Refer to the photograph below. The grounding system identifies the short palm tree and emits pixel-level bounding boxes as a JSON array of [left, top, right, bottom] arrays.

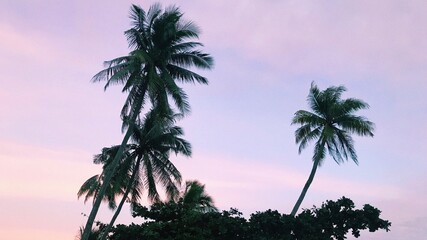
[[290, 82, 374, 216], [102, 110, 191, 238], [81, 4, 213, 239], [80, 110, 191, 239], [177, 180, 218, 213]]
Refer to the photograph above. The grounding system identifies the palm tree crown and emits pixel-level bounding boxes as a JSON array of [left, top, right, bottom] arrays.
[[78, 110, 190, 207], [92, 3, 214, 120], [292, 82, 374, 165], [79, 109, 191, 239], [179, 180, 218, 213], [126, 109, 191, 202]]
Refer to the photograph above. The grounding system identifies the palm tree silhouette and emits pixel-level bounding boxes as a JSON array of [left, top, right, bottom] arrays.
[[81, 4, 213, 239], [80, 110, 191, 239], [290, 82, 374, 216], [177, 180, 218, 213]]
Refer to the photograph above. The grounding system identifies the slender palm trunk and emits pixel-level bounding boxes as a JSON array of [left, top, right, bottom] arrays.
[[290, 159, 320, 217], [82, 85, 146, 240], [100, 160, 141, 240]]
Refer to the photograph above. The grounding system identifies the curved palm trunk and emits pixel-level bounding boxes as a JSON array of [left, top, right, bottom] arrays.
[[99, 160, 141, 240], [82, 86, 146, 240], [290, 159, 320, 217]]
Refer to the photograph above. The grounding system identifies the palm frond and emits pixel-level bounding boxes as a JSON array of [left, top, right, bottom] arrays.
[[170, 41, 203, 52], [170, 51, 214, 70], [312, 139, 326, 165], [335, 130, 358, 164], [296, 126, 322, 153], [339, 98, 370, 114], [129, 4, 146, 32], [142, 155, 160, 203], [325, 135, 345, 164], [174, 21, 201, 42], [292, 110, 324, 126], [167, 64, 209, 84], [163, 74, 191, 114], [77, 175, 101, 203], [335, 115, 374, 137]]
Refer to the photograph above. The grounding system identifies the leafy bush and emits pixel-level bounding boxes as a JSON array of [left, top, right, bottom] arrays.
[[108, 197, 390, 240]]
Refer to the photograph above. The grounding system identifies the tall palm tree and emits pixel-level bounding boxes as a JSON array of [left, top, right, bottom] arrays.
[[81, 4, 213, 239], [290, 82, 374, 216]]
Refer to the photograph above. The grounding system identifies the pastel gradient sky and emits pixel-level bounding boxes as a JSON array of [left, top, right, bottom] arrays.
[[1, 1, 427, 239]]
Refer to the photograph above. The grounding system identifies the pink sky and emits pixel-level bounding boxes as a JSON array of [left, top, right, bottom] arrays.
[[1, 1, 427, 239]]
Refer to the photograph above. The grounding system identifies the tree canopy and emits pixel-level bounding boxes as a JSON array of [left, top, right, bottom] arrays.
[[105, 197, 390, 240]]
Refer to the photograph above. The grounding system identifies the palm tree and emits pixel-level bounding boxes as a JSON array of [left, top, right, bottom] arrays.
[[171, 180, 218, 213], [101, 110, 191, 239], [81, 4, 213, 239], [290, 82, 374, 216], [80, 110, 191, 239]]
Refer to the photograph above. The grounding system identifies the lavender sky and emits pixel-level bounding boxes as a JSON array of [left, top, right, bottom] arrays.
[[1, 0, 427, 239]]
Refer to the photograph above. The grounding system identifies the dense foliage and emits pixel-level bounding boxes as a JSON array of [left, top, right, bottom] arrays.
[[106, 197, 390, 240]]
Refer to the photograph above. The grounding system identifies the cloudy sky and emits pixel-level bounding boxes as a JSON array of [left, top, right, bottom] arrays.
[[1, 0, 427, 239]]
